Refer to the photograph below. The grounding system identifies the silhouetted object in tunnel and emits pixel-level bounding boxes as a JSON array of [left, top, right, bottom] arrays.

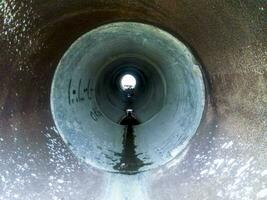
[[0, 1, 266, 199], [50, 22, 205, 173], [113, 109, 151, 174], [113, 76, 152, 174]]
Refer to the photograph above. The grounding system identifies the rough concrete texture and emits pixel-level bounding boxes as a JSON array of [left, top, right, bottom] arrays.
[[0, 0, 266, 200], [50, 22, 205, 173]]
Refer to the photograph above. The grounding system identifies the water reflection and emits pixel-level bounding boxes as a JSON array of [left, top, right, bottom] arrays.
[[113, 109, 151, 174]]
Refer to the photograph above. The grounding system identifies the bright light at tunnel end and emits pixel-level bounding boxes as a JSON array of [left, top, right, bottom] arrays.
[[50, 22, 206, 173], [120, 74, 137, 90]]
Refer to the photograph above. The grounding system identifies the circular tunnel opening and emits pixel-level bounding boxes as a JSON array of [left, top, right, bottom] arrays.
[[120, 74, 136, 90], [50, 22, 206, 174], [95, 54, 165, 124]]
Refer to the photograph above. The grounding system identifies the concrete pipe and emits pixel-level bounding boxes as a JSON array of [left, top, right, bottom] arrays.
[[0, 1, 266, 200]]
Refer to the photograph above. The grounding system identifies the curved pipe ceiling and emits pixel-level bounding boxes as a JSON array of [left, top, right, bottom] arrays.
[[0, 1, 266, 200]]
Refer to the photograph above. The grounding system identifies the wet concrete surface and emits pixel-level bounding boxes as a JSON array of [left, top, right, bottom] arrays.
[[113, 111, 148, 174], [0, 0, 266, 200]]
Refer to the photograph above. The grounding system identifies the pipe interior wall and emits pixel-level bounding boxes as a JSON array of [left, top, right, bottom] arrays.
[[0, 1, 266, 200]]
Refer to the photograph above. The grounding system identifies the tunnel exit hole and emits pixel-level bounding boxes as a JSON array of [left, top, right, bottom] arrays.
[[120, 74, 137, 91], [51, 22, 206, 173]]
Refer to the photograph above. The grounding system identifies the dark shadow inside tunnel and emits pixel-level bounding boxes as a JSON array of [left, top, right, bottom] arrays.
[[0, 0, 266, 199], [50, 22, 206, 173], [113, 109, 152, 175]]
